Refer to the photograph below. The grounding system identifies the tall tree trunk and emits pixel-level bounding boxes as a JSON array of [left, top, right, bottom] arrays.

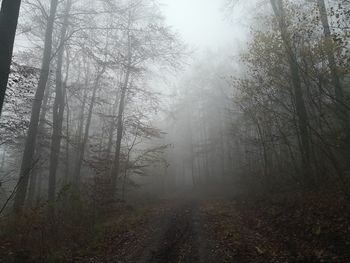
[[64, 91, 70, 183], [27, 81, 51, 207], [121, 129, 138, 201], [198, 109, 208, 182], [219, 114, 226, 182], [48, 0, 72, 216], [190, 133, 196, 187], [110, 29, 132, 198], [202, 114, 210, 180], [185, 98, 196, 186], [73, 69, 105, 187], [270, 0, 313, 186], [110, 68, 131, 197], [0, 149, 5, 171], [73, 84, 88, 185], [13, 0, 59, 215], [317, 0, 349, 138], [244, 107, 269, 183], [106, 90, 120, 160], [0, 0, 22, 116], [317, 0, 344, 104], [33, 84, 52, 207]]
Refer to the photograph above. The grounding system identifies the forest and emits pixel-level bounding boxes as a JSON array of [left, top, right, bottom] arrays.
[[0, 0, 349, 262]]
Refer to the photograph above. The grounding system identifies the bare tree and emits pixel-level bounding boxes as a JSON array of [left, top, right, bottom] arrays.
[[13, 0, 59, 215], [48, 0, 72, 216], [270, 0, 313, 186]]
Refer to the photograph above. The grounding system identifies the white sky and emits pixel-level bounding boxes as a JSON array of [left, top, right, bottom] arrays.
[[159, 0, 246, 51]]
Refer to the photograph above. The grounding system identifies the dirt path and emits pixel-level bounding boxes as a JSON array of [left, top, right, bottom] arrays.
[[71, 191, 350, 263], [139, 194, 350, 263], [147, 203, 199, 263], [142, 198, 239, 263], [138, 199, 287, 263], [144, 200, 222, 263], [2, 190, 349, 262]]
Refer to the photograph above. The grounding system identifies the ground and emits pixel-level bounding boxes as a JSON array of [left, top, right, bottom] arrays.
[[78, 188, 350, 263], [1, 187, 350, 263]]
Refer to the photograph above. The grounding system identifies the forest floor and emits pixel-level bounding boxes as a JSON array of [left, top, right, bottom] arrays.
[[76, 187, 350, 263], [1, 186, 350, 263]]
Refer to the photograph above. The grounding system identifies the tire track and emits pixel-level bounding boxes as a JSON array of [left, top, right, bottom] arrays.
[[148, 203, 199, 263]]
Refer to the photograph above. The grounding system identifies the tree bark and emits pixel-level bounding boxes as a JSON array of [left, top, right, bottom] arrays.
[[32, 85, 52, 206], [73, 69, 105, 187], [48, 0, 72, 216], [106, 90, 120, 160], [72, 84, 88, 185], [110, 67, 130, 197], [64, 91, 70, 183], [27, 80, 52, 207], [317, 0, 344, 104], [317, 0, 349, 137], [110, 28, 132, 198], [13, 0, 59, 215], [0, 0, 22, 116]]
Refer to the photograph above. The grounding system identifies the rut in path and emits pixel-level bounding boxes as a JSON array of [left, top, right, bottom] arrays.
[[148, 204, 199, 263]]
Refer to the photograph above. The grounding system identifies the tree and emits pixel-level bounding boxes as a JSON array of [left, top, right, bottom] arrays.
[[48, 0, 72, 216], [316, 0, 349, 142], [13, 0, 59, 215], [0, 0, 22, 116], [270, 0, 313, 186], [109, 0, 185, 197]]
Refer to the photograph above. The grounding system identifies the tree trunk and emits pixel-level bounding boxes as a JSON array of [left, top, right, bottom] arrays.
[[0, 0, 22, 116], [186, 100, 196, 186], [28, 79, 53, 205], [219, 119, 226, 182], [106, 90, 120, 160], [256, 118, 269, 181], [72, 85, 88, 185], [28, 82, 53, 206], [13, 0, 59, 215], [110, 28, 132, 198], [73, 69, 105, 187], [110, 68, 130, 197], [317, 0, 344, 104], [48, 0, 72, 216], [64, 91, 70, 183], [317, 0, 349, 138]]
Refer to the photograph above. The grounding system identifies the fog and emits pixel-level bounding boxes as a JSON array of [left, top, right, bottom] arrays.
[[160, 0, 243, 50], [0, 0, 350, 262]]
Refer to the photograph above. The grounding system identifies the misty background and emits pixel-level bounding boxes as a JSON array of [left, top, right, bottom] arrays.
[[0, 0, 349, 261]]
